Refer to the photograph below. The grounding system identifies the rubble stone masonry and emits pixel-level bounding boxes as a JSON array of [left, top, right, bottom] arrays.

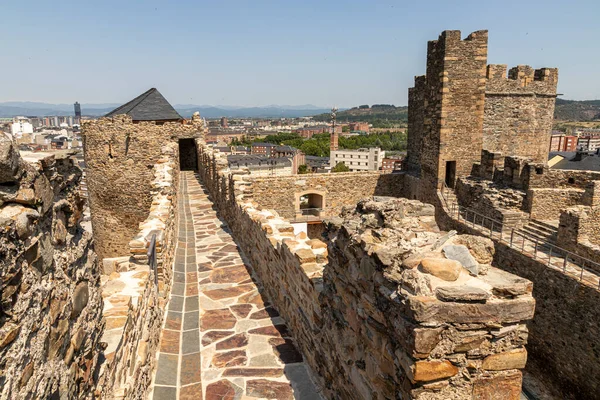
[[197, 140, 535, 400], [97, 143, 180, 399], [437, 192, 600, 400], [235, 170, 405, 219], [0, 137, 103, 398], [419, 30, 488, 192], [82, 115, 202, 261], [483, 65, 558, 163]]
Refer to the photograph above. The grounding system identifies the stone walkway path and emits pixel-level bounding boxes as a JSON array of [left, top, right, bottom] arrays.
[[151, 172, 322, 400]]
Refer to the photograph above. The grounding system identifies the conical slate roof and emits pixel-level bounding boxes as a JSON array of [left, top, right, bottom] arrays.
[[105, 88, 182, 121]]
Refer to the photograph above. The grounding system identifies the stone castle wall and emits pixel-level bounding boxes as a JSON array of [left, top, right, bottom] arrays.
[[525, 188, 585, 220], [483, 65, 558, 164], [197, 140, 535, 400], [0, 138, 103, 398], [97, 143, 180, 399], [557, 186, 600, 266], [82, 115, 202, 261], [233, 168, 404, 219], [436, 192, 600, 400], [406, 76, 426, 172]]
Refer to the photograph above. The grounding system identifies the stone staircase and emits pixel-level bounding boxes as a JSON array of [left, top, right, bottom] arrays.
[[519, 220, 558, 244]]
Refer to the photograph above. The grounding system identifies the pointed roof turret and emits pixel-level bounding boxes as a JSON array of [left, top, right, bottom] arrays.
[[105, 88, 182, 121]]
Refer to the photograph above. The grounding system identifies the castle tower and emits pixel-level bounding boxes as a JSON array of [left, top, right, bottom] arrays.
[[483, 64, 558, 163], [82, 88, 203, 260], [417, 30, 489, 192]]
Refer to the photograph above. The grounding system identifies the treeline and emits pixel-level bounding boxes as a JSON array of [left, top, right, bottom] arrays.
[[231, 131, 407, 157]]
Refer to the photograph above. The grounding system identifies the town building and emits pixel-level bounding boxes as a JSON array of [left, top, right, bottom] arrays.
[[549, 133, 578, 152], [381, 156, 403, 171], [251, 142, 276, 156], [577, 135, 600, 152], [348, 122, 370, 132], [226, 154, 293, 176], [329, 147, 385, 171]]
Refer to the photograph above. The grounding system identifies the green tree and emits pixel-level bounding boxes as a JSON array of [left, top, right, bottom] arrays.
[[297, 164, 309, 174], [332, 162, 350, 173]]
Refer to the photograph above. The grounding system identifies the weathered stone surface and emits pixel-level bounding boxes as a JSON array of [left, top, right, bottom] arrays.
[[412, 360, 458, 382], [205, 379, 243, 400], [408, 295, 535, 323], [216, 333, 248, 350], [71, 282, 89, 318], [472, 371, 523, 400], [246, 379, 293, 400], [453, 235, 495, 264], [0, 136, 22, 183], [419, 258, 462, 281], [212, 350, 247, 368], [201, 309, 238, 330], [482, 348, 527, 371], [443, 244, 479, 276], [435, 286, 491, 302]]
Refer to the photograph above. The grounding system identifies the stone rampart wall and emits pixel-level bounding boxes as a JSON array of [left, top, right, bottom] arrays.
[[197, 139, 535, 400], [483, 65, 557, 163], [436, 193, 600, 400], [82, 114, 202, 260], [525, 188, 585, 220], [229, 162, 404, 219], [524, 164, 600, 190], [0, 139, 103, 399], [97, 143, 180, 399], [557, 205, 600, 266]]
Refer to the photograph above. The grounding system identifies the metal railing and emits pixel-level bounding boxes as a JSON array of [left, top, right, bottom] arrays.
[[440, 181, 600, 290], [147, 234, 158, 290]]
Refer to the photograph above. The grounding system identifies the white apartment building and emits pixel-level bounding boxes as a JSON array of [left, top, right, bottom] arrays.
[[329, 147, 385, 172]]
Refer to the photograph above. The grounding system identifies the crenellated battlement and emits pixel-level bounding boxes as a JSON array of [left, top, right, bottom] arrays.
[[486, 64, 558, 93]]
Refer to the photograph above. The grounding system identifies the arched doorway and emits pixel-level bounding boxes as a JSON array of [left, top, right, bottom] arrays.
[[294, 190, 327, 218]]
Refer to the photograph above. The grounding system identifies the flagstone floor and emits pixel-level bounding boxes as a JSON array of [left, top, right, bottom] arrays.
[[151, 171, 323, 400]]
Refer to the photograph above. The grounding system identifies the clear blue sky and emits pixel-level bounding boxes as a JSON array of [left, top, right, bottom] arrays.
[[2, 0, 598, 107]]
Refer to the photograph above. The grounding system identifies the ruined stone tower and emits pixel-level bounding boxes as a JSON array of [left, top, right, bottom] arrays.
[[82, 88, 203, 260], [413, 30, 489, 192], [406, 30, 558, 194]]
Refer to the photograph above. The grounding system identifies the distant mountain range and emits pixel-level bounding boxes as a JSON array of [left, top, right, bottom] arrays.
[[3, 99, 598, 121], [0, 102, 333, 119]]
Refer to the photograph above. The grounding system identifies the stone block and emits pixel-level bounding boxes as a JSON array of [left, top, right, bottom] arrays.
[[482, 348, 527, 371], [412, 360, 458, 382], [419, 258, 462, 281]]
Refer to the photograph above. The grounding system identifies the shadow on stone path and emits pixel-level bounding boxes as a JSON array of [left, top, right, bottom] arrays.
[[151, 171, 323, 400]]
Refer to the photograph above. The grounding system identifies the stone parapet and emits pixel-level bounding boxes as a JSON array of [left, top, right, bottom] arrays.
[[97, 143, 179, 399], [0, 137, 103, 399]]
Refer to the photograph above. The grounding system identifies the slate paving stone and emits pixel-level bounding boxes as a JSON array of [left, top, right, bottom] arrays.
[[182, 330, 200, 355], [184, 296, 199, 312], [180, 353, 202, 385], [168, 296, 184, 312], [179, 383, 203, 400], [152, 386, 177, 400], [154, 353, 179, 386], [171, 283, 185, 296], [164, 312, 182, 331], [183, 311, 199, 331]]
